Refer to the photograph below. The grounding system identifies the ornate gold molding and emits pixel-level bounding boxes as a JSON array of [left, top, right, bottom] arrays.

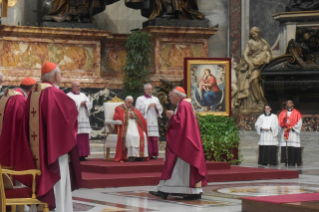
[[0, 0, 18, 7], [108, 96, 124, 103]]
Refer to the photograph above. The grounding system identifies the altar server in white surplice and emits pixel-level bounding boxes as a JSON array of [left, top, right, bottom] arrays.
[[255, 104, 279, 166], [67, 81, 92, 161], [136, 83, 163, 159]]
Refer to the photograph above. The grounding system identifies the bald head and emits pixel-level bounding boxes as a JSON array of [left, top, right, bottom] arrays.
[[125, 96, 134, 109], [71, 81, 81, 94]]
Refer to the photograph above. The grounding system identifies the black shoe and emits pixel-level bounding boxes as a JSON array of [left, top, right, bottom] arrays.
[[183, 194, 201, 200], [80, 157, 88, 161], [128, 157, 135, 162], [149, 191, 168, 200]]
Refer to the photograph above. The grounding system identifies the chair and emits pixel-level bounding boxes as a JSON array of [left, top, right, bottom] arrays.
[[103, 96, 124, 160], [0, 163, 49, 212]]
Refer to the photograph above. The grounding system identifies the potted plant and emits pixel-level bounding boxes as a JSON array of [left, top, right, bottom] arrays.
[[197, 114, 242, 165], [123, 31, 152, 99]]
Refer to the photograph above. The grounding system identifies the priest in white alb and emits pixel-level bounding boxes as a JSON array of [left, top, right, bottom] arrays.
[[67, 81, 93, 161], [278, 99, 303, 166], [255, 104, 279, 166], [136, 83, 163, 159]]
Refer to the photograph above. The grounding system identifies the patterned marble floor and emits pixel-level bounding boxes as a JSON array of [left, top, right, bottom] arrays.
[[55, 164, 319, 212]]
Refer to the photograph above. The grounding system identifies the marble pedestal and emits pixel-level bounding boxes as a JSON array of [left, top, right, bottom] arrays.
[[101, 26, 219, 88], [0, 25, 110, 88]]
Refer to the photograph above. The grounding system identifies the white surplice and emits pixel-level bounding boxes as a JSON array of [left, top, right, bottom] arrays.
[[279, 111, 302, 147], [135, 96, 163, 137], [255, 114, 279, 146], [53, 154, 73, 212], [156, 101, 202, 194], [67, 92, 92, 134]]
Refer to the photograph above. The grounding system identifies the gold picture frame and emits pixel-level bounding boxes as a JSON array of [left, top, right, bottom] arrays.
[[184, 57, 231, 116]]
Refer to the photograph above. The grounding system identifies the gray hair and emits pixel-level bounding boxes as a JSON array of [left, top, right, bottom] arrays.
[[144, 83, 152, 89], [125, 96, 134, 101], [173, 89, 187, 98], [41, 66, 60, 82]]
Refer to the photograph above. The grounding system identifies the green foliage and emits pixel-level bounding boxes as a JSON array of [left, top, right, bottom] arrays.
[[123, 31, 152, 99], [197, 114, 242, 165]]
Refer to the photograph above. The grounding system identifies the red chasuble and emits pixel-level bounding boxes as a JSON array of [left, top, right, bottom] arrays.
[[162, 98, 208, 188], [113, 104, 148, 162], [0, 89, 26, 167], [14, 87, 26, 97], [278, 109, 302, 140], [14, 82, 82, 209]]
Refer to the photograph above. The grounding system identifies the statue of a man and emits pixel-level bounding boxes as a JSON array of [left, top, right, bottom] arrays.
[[43, 0, 119, 23], [125, 0, 204, 20], [286, 0, 319, 12]]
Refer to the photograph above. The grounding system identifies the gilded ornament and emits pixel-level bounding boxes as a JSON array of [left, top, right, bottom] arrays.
[[0, 0, 18, 7]]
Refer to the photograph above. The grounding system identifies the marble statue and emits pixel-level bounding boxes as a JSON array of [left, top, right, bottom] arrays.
[[42, 0, 119, 23], [124, 0, 205, 20], [286, 0, 319, 12], [233, 27, 273, 113]]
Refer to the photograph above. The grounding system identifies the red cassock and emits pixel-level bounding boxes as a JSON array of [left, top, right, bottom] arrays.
[[162, 98, 208, 188], [113, 104, 148, 162], [14, 82, 82, 209], [0, 89, 26, 167], [278, 109, 302, 140]]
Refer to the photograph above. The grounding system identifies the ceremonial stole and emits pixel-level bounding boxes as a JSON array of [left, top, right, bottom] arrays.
[[279, 109, 301, 141], [0, 89, 22, 137], [29, 83, 52, 169], [183, 98, 202, 188], [119, 105, 145, 157]]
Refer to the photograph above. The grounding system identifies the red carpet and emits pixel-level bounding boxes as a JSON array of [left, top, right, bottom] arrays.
[[242, 193, 319, 204], [80, 159, 299, 188]]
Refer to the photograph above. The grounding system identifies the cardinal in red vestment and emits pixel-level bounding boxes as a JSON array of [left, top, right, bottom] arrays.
[[149, 87, 208, 200], [14, 62, 82, 212], [113, 96, 149, 162], [0, 77, 36, 167]]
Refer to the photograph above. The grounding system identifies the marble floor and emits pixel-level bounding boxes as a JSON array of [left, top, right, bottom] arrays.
[[63, 163, 319, 212]]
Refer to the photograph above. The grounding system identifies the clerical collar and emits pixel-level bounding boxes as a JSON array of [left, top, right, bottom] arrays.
[[21, 89, 28, 98], [124, 103, 132, 111], [144, 94, 151, 98], [264, 113, 271, 116], [72, 91, 80, 95], [288, 107, 293, 112], [43, 81, 59, 89]]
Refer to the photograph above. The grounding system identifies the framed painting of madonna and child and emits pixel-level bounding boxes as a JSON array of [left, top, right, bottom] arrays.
[[184, 58, 231, 116]]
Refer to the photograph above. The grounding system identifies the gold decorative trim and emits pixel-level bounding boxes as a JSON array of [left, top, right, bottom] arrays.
[[29, 83, 52, 169], [0, 89, 22, 137], [0, 0, 18, 7], [108, 95, 124, 103]]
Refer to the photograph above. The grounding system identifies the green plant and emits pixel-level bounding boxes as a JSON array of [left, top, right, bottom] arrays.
[[197, 114, 242, 165], [123, 31, 152, 100]]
